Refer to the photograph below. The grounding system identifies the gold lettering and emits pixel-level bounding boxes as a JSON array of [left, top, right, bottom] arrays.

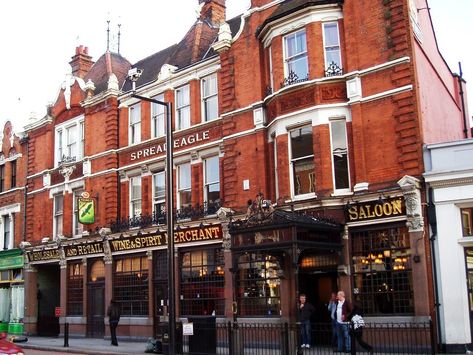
[[205, 228, 212, 239], [374, 204, 383, 217], [191, 229, 198, 241], [348, 206, 358, 221], [391, 199, 402, 215], [358, 206, 367, 219], [383, 202, 393, 215]]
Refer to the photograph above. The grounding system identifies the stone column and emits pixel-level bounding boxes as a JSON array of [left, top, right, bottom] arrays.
[[398, 175, 429, 316], [147, 250, 154, 327], [217, 207, 235, 320], [23, 260, 38, 335]]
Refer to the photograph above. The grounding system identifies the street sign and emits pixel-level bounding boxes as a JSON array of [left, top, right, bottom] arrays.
[[183, 322, 193, 336]]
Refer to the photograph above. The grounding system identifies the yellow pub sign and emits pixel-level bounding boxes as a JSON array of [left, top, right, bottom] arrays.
[[346, 197, 405, 222]]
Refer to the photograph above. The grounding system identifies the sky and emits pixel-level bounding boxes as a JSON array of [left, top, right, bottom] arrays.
[[0, 0, 471, 133]]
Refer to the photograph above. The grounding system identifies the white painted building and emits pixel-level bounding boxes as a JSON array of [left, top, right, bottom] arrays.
[[424, 139, 473, 353]]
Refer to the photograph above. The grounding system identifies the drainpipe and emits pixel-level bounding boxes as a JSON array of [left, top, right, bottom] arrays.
[[457, 62, 469, 139], [427, 187, 442, 350], [21, 135, 30, 242]]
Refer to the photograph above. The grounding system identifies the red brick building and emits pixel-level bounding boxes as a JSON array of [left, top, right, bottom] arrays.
[[0, 121, 28, 335], [21, 0, 470, 344]]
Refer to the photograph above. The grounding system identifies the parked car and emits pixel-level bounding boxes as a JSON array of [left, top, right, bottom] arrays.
[[0, 333, 24, 355]]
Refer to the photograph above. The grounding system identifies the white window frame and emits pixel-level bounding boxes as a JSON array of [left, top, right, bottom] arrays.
[[268, 45, 274, 93], [53, 194, 64, 239], [54, 116, 85, 167], [177, 163, 191, 209], [1, 214, 13, 250], [152, 171, 166, 215], [283, 29, 308, 80], [129, 176, 142, 217], [204, 156, 220, 204], [151, 94, 165, 138], [73, 189, 84, 237], [129, 103, 142, 145], [322, 21, 342, 72], [289, 125, 315, 199], [201, 74, 218, 122], [329, 118, 351, 193], [176, 85, 191, 130]]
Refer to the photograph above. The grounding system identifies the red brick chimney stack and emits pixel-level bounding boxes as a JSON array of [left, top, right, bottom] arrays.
[[199, 0, 226, 26], [69, 45, 94, 79]]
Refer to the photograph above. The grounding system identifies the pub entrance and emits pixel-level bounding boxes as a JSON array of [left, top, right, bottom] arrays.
[[37, 263, 60, 336], [87, 258, 105, 338]]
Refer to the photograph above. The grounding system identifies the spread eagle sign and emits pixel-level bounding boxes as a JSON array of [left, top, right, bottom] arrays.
[[78, 192, 95, 224]]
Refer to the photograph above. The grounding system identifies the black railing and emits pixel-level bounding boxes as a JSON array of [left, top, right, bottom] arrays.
[[172, 321, 435, 355], [281, 71, 309, 88], [325, 61, 343, 77], [109, 201, 221, 233]]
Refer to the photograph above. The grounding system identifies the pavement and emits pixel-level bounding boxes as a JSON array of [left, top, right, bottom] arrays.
[[18, 336, 151, 355]]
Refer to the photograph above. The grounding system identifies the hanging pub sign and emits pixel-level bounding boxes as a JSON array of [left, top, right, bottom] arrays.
[[346, 197, 405, 222], [78, 192, 95, 224]]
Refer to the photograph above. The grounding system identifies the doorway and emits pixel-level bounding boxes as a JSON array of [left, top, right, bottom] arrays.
[[299, 271, 338, 323], [37, 264, 60, 336], [87, 259, 105, 338], [153, 250, 168, 337]]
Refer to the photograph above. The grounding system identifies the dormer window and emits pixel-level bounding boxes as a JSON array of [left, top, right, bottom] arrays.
[[283, 29, 308, 86], [55, 116, 84, 166]]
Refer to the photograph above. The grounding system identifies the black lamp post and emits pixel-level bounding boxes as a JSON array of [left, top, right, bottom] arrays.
[[128, 68, 176, 354]]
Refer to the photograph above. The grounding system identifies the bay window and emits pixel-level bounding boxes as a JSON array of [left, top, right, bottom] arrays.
[[178, 163, 191, 209], [283, 29, 308, 82], [130, 176, 142, 217], [204, 156, 220, 213], [152, 94, 165, 138], [330, 119, 350, 191], [290, 126, 315, 196], [153, 171, 165, 220], [323, 22, 342, 75]]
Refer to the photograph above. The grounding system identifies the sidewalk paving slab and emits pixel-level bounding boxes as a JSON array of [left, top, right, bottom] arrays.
[[19, 336, 149, 355]]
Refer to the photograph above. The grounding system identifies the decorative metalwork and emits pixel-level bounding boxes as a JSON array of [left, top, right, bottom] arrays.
[[264, 85, 273, 96], [109, 200, 221, 233], [59, 155, 77, 165], [280, 71, 309, 88], [325, 61, 343, 77]]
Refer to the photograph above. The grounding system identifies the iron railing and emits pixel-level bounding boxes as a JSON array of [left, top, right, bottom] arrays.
[[109, 201, 221, 233], [163, 321, 435, 355]]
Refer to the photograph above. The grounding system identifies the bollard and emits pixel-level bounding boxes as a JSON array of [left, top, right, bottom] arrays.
[[64, 322, 69, 347]]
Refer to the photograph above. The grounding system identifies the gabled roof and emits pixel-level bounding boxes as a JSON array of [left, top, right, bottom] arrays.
[[85, 51, 131, 94], [256, 0, 344, 37]]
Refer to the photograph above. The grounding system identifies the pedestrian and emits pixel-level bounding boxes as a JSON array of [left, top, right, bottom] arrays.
[[107, 299, 121, 346], [298, 293, 315, 349], [327, 292, 338, 349], [349, 301, 373, 354], [335, 290, 351, 352]]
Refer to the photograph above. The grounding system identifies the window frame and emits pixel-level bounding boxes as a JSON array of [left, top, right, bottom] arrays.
[[289, 125, 315, 198], [53, 194, 64, 239], [204, 156, 220, 204], [462, 208, 473, 237], [10, 160, 16, 188], [329, 118, 350, 192], [322, 21, 342, 72], [0, 165, 4, 192], [67, 262, 83, 316], [54, 116, 85, 167], [73, 189, 84, 237], [201, 74, 218, 122], [129, 176, 142, 217], [175, 85, 191, 130], [283, 29, 309, 80], [129, 103, 142, 145], [2, 215, 12, 250], [177, 163, 192, 209], [151, 94, 166, 138], [152, 171, 166, 220]]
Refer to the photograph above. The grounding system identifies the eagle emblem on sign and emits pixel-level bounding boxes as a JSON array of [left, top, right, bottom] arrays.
[[78, 192, 95, 224]]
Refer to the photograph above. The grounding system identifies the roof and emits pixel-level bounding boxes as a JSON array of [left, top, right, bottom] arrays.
[[256, 0, 344, 37], [122, 13, 244, 92], [85, 51, 132, 94]]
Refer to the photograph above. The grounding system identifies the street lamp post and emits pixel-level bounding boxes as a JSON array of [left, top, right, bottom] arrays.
[[128, 68, 176, 355]]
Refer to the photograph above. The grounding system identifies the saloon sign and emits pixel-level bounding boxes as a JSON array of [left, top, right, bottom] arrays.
[[346, 197, 405, 222]]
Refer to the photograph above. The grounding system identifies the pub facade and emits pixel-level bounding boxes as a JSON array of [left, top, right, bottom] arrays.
[[20, 0, 470, 345]]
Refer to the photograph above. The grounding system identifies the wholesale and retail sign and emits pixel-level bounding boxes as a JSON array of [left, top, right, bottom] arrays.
[[78, 192, 95, 225]]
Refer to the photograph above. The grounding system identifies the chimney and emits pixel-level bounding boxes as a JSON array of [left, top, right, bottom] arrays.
[[69, 45, 94, 79], [199, 0, 226, 26]]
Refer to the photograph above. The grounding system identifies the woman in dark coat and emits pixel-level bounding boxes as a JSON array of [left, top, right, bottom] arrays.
[[349, 302, 373, 354]]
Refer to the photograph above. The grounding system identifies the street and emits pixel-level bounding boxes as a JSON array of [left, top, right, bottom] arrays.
[[24, 351, 82, 355]]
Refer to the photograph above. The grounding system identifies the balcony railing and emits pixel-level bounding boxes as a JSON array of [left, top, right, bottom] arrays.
[[109, 200, 221, 233], [325, 61, 343, 77], [280, 71, 309, 88]]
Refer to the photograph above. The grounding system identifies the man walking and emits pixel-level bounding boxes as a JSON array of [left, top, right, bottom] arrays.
[[298, 293, 315, 349], [327, 292, 338, 349], [107, 299, 121, 346]]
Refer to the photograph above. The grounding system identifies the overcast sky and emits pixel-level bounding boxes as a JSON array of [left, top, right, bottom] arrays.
[[0, 0, 471, 133]]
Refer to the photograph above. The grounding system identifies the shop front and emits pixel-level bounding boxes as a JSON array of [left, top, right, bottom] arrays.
[[0, 249, 24, 335]]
